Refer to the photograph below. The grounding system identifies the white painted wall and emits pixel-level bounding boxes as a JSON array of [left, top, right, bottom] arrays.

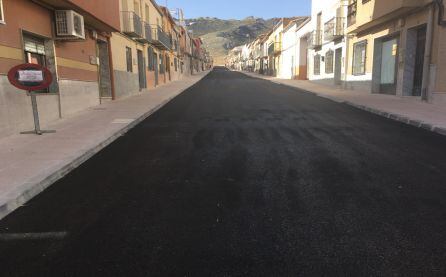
[[308, 0, 348, 83], [280, 23, 298, 79]]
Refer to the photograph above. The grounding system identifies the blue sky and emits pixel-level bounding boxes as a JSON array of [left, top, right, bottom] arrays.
[[161, 0, 311, 20]]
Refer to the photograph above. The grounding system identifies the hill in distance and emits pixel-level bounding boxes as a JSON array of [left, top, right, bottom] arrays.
[[185, 17, 279, 65]]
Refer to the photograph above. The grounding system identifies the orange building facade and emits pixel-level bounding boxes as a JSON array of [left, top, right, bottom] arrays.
[[0, 0, 119, 139], [0, 0, 211, 139]]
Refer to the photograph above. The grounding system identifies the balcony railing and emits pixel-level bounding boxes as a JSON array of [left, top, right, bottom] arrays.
[[135, 22, 153, 43], [308, 30, 323, 49], [324, 17, 345, 41], [151, 26, 172, 50], [121, 11, 143, 38]]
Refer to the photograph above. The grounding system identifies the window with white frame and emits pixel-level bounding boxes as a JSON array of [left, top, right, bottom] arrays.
[[0, 0, 5, 23]]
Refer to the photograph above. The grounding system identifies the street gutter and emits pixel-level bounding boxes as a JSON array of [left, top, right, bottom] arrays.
[[238, 71, 446, 137], [0, 71, 211, 220]]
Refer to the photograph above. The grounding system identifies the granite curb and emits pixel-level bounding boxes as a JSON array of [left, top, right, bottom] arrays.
[[0, 71, 210, 220]]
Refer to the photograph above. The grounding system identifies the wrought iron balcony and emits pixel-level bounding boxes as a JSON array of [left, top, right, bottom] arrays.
[[324, 17, 345, 41], [151, 26, 172, 50], [121, 11, 143, 38], [135, 22, 153, 43], [308, 30, 323, 49]]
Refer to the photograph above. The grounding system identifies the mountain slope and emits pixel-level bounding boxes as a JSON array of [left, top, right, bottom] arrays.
[[186, 17, 278, 65]]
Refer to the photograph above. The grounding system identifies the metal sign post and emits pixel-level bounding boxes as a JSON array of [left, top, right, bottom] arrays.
[[7, 63, 56, 135], [19, 92, 55, 135]]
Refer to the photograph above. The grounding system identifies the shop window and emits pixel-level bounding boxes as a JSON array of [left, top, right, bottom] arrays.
[[314, 54, 321, 75], [0, 0, 4, 24], [126, 47, 133, 72], [325, 50, 334, 74], [353, 40, 367, 75]]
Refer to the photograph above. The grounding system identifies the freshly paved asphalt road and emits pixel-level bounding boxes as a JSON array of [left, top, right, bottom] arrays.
[[2, 68, 446, 276]]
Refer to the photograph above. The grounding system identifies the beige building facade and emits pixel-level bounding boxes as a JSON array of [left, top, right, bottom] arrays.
[[111, 0, 170, 99], [346, 0, 446, 103]]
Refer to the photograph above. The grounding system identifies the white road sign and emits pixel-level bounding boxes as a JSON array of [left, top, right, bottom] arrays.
[[18, 70, 44, 82]]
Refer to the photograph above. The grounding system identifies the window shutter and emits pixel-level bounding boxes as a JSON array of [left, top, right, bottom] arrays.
[[24, 38, 46, 55]]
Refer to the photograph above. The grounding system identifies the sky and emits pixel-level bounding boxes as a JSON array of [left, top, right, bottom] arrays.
[[162, 0, 311, 20]]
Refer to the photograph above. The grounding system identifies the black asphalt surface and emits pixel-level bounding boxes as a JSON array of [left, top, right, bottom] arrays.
[[1, 68, 446, 276]]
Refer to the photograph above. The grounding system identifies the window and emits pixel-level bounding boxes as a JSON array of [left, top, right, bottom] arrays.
[[126, 47, 132, 72], [174, 58, 178, 72], [325, 50, 334, 74], [134, 1, 140, 17], [24, 36, 46, 66], [145, 4, 150, 22], [314, 54, 321, 75], [352, 40, 367, 75], [23, 34, 53, 93], [348, 0, 357, 26], [0, 0, 4, 24]]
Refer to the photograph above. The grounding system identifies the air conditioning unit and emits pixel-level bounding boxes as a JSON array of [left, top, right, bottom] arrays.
[[55, 10, 85, 40]]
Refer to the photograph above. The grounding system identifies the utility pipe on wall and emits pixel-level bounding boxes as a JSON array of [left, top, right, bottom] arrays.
[[107, 35, 117, 101], [434, 0, 446, 26]]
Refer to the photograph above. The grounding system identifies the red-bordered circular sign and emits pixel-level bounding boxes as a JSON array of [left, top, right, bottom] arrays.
[[7, 63, 53, 91]]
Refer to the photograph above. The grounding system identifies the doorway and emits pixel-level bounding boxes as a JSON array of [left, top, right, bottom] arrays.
[[154, 52, 159, 86], [298, 37, 308, 80], [412, 26, 427, 96], [166, 55, 171, 81], [97, 40, 112, 98], [379, 36, 399, 94], [137, 50, 146, 91], [334, 48, 342, 85]]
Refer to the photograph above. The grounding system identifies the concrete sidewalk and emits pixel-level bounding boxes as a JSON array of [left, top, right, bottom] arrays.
[[0, 71, 210, 220], [242, 71, 446, 136]]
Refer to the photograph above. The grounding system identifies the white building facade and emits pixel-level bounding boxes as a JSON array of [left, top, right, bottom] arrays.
[[280, 18, 310, 79], [307, 0, 349, 86]]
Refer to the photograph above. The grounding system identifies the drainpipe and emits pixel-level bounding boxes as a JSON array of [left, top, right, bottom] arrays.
[[421, 3, 435, 101], [343, 34, 350, 89], [434, 0, 446, 26], [342, 0, 351, 90], [107, 35, 117, 101]]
